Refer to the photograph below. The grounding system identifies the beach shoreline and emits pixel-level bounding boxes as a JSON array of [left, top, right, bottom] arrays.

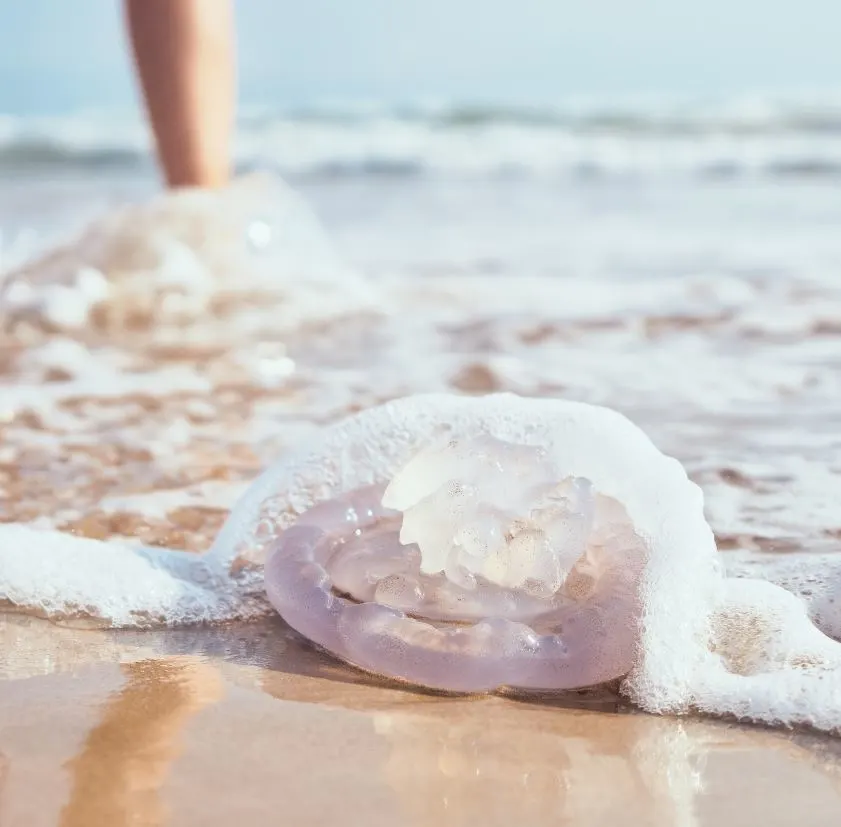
[[2, 167, 841, 822]]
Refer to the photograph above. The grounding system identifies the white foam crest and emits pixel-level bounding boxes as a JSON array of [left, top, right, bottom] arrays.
[[687, 579, 841, 733], [9, 104, 841, 179], [239, 121, 841, 178], [0, 173, 381, 337], [725, 551, 841, 640], [0, 523, 258, 627]]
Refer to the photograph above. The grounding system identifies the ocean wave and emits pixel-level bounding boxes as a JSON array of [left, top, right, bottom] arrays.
[[0, 139, 146, 170], [5, 99, 841, 179]]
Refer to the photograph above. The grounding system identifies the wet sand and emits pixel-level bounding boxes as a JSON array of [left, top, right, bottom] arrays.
[[1, 613, 840, 827]]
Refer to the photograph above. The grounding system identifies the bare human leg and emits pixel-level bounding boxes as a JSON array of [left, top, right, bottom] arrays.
[[124, 0, 236, 189]]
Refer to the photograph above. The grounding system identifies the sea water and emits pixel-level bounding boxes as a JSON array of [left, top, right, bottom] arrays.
[[1, 99, 840, 731]]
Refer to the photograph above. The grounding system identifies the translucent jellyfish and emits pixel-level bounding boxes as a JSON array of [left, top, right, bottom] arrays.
[[261, 393, 706, 693]]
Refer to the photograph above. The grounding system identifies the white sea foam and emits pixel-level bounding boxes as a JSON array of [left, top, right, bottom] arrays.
[[0, 173, 381, 337], [0, 523, 243, 626], [1, 172, 840, 734]]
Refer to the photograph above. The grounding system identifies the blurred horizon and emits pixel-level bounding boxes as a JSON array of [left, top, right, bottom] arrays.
[[2, 0, 841, 115]]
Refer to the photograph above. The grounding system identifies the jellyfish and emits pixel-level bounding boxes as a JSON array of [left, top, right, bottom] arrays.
[[258, 392, 718, 693]]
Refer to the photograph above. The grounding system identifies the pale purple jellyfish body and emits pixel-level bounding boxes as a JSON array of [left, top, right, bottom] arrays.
[[265, 432, 648, 692]]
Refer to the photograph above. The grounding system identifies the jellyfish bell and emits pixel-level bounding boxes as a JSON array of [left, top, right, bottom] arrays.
[[260, 392, 719, 694]]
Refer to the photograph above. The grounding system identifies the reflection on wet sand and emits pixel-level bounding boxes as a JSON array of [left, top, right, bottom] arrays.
[[1, 614, 841, 826], [59, 658, 223, 827], [250, 637, 702, 825], [249, 629, 839, 827], [367, 708, 702, 827], [0, 751, 7, 814]]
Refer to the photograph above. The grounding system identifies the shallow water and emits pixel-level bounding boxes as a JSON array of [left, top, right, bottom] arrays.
[[1, 167, 840, 731], [2, 171, 839, 553]]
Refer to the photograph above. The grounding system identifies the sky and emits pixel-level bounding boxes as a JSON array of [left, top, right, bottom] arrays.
[[1, 0, 841, 114]]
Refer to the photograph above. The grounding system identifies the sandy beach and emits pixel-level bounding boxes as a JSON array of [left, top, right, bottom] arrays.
[[1, 613, 841, 827], [5, 1, 841, 821], [2, 125, 841, 822]]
